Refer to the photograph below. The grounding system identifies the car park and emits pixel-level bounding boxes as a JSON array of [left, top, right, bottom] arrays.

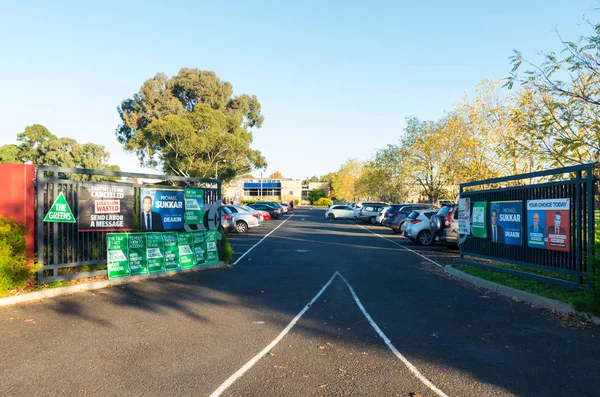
[[325, 205, 354, 219], [430, 203, 459, 247], [222, 205, 262, 233], [358, 204, 390, 224], [262, 201, 286, 215], [404, 210, 438, 245]]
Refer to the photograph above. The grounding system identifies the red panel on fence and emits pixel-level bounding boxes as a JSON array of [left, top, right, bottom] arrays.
[[0, 164, 35, 257]]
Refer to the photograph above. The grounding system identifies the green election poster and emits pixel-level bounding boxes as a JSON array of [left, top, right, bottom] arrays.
[[193, 232, 207, 266], [178, 233, 196, 269], [146, 233, 165, 273], [205, 230, 219, 264], [163, 232, 181, 271], [472, 201, 487, 238], [184, 188, 204, 225], [107, 234, 130, 279], [128, 233, 148, 275]]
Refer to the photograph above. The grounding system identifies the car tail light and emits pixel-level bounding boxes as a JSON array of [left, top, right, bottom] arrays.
[[388, 213, 397, 218], [378, 212, 383, 216], [445, 209, 453, 228], [359, 211, 363, 216], [409, 219, 422, 224], [252, 213, 260, 218], [223, 214, 231, 221]]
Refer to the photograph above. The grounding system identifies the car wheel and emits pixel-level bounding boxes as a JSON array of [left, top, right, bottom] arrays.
[[369, 217, 376, 224], [327, 213, 335, 219], [235, 221, 248, 233], [417, 230, 433, 246]]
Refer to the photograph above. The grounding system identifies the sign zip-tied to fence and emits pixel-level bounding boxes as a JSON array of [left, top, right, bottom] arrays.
[[458, 198, 470, 245]]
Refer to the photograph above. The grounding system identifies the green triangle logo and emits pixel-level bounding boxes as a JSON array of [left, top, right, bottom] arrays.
[[43, 192, 76, 223]]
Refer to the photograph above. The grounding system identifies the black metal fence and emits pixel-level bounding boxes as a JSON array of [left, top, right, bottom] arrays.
[[36, 166, 221, 283], [459, 164, 595, 289]]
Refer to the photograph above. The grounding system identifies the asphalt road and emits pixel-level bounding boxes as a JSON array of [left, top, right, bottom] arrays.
[[1, 207, 598, 396]]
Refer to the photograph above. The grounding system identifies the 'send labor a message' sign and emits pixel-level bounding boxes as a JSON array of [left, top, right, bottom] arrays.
[[107, 231, 219, 279], [78, 183, 134, 232], [44, 192, 76, 223]]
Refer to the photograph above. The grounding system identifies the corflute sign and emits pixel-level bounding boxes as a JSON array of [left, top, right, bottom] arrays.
[[78, 183, 134, 232]]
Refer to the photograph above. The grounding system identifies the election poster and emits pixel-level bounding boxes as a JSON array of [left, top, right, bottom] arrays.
[[178, 233, 196, 269], [206, 230, 219, 264], [490, 201, 522, 246], [458, 198, 471, 235], [192, 231, 207, 266], [140, 187, 185, 231], [107, 234, 130, 279], [146, 233, 166, 273], [471, 201, 487, 238], [527, 199, 570, 252], [184, 188, 204, 225], [128, 234, 148, 276], [107, 231, 220, 279], [78, 183, 134, 232]]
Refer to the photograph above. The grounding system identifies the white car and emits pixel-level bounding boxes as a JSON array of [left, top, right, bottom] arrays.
[[404, 210, 438, 245], [280, 202, 289, 213], [375, 206, 391, 224], [325, 205, 355, 219]]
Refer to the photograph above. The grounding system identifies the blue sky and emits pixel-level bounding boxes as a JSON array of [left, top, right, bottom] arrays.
[[0, 1, 596, 180]]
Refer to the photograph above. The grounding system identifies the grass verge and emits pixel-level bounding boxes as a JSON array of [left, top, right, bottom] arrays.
[[454, 263, 599, 317]]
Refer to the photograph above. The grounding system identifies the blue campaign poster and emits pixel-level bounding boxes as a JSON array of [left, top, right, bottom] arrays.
[[140, 187, 185, 231], [526, 207, 546, 249], [490, 201, 522, 246]]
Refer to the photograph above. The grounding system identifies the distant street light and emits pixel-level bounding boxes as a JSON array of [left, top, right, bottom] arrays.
[[215, 160, 226, 180]]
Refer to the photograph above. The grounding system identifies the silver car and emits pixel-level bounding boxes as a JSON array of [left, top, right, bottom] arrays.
[[430, 204, 459, 247], [222, 205, 262, 233], [358, 204, 389, 224]]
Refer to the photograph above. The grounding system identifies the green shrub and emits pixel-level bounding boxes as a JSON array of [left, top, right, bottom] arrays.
[[294, 199, 300, 205], [220, 232, 234, 264], [241, 199, 260, 204], [314, 197, 332, 206], [308, 189, 327, 204], [0, 216, 34, 296]]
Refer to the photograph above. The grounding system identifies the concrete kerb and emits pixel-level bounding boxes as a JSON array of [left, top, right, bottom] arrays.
[[445, 265, 600, 325], [0, 262, 227, 308]]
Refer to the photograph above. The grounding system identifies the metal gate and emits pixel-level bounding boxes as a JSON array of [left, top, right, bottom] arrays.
[[459, 163, 595, 289], [36, 166, 221, 283]]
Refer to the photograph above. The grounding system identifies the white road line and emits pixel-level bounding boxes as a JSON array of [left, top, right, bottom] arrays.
[[232, 214, 295, 265], [352, 222, 445, 269], [209, 271, 340, 397], [337, 273, 449, 397]]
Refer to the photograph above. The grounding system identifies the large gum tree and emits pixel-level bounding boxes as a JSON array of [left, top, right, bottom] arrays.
[[116, 68, 266, 180]]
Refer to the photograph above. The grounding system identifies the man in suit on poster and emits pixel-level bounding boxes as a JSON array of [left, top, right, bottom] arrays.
[[548, 211, 567, 236], [490, 208, 505, 243], [142, 195, 164, 231]]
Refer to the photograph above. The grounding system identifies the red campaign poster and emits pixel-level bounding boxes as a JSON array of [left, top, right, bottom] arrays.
[[545, 209, 569, 252]]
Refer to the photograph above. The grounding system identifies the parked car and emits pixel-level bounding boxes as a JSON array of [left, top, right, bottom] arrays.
[[404, 210, 439, 245], [375, 205, 392, 224], [358, 204, 390, 224], [262, 201, 286, 215], [219, 206, 235, 233], [384, 203, 439, 232], [353, 201, 389, 219], [325, 205, 355, 219], [247, 202, 281, 219], [222, 205, 262, 233], [430, 203, 459, 247], [280, 202, 289, 213], [256, 209, 271, 220]]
